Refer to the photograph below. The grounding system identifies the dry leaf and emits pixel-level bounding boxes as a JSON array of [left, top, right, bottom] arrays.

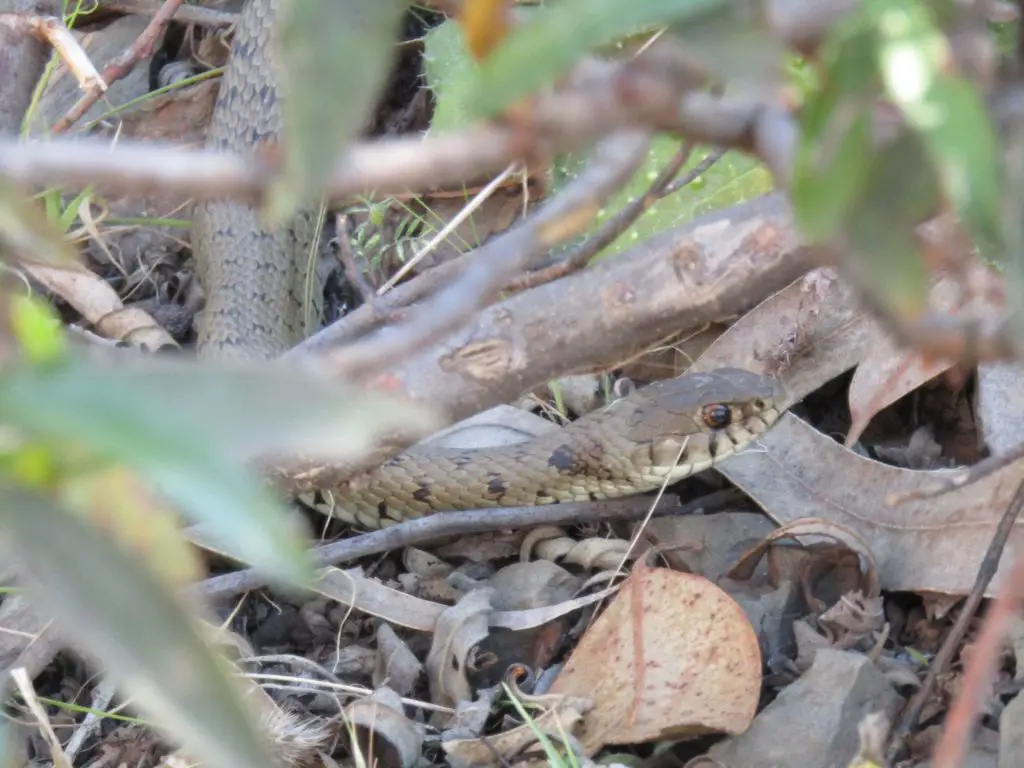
[[718, 413, 1024, 596], [976, 361, 1024, 455], [844, 275, 974, 446], [426, 588, 494, 709], [549, 563, 761, 755], [344, 687, 423, 768], [419, 403, 557, 450], [690, 268, 885, 405], [846, 350, 954, 447], [373, 623, 423, 696], [725, 518, 880, 599]]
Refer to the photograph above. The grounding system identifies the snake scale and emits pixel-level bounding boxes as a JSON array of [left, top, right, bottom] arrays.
[[191, 0, 784, 530]]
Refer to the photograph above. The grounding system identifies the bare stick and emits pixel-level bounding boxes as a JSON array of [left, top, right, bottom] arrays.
[[98, 0, 237, 28]]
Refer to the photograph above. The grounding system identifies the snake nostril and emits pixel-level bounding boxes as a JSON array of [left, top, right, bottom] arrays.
[[753, 398, 766, 410]]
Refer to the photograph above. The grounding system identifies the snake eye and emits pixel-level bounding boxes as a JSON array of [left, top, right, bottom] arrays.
[[701, 403, 731, 430]]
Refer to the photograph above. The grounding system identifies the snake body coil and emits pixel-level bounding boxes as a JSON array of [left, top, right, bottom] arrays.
[[192, 0, 317, 361], [304, 369, 782, 530]]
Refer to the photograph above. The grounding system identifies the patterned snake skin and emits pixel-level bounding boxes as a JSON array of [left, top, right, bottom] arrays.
[[301, 369, 783, 529]]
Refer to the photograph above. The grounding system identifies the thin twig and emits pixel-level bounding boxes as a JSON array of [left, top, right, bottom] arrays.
[[192, 491, 740, 602], [51, 0, 186, 134], [657, 148, 726, 198], [889, 478, 1024, 766], [333, 215, 376, 305]]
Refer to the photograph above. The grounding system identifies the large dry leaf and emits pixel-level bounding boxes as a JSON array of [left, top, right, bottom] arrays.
[[717, 413, 1024, 596], [976, 361, 1024, 455], [548, 563, 761, 755], [690, 268, 886, 404]]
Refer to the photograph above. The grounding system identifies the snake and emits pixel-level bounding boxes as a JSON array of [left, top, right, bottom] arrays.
[[190, 1, 784, 530], [299, 368, 783, 529], [192, 0, 318, 362]]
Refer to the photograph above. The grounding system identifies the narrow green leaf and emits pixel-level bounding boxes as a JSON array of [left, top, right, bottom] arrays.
[[0, 485, 280, 768], [872, 0, 1003, 254], [846, 133, 938, 316], [466, 0, 727, 120], [0, 355, 439, 586], [271, 0, 408, 222], [791, 14, 879, 241], [423, 18, 477, 134]]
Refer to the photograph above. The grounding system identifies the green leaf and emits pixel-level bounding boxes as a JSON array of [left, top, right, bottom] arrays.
[[0, 484, 280, 768], [845, 132, 939, 316], [791, 15, 879, 241], [423, 18, 477, 134], [0, 355, 439, 586], [871, 0, 1003, 253], [0, 177, 78, 267], [10, 295, 66, 365], [666, 0, 787, 90], [466, 0, 727, 120], [271, 0, 408, 222]]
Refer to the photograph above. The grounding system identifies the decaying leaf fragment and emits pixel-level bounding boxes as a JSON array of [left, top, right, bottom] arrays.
[[548, 562, 762, 755], [344, 687, 423, 768]]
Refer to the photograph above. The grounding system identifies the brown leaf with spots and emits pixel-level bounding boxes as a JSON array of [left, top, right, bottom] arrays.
[[548, 563, 761, 755]]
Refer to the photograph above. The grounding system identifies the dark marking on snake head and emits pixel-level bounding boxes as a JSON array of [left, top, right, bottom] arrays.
[[548, 444, 578, 474], [412, 485, 431, 503], [485, 474, 508, 501], [589, 492, 600, 501], [377, 501, 388, 518]]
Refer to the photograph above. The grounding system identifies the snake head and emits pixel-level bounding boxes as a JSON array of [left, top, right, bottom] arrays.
[[627, 368, 783, 477]]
